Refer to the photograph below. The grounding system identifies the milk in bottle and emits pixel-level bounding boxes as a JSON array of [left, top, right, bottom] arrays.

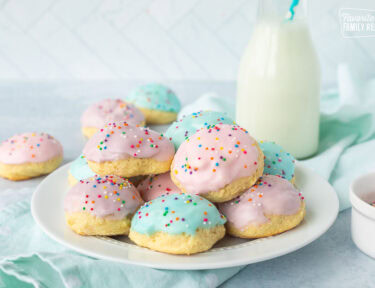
[[236, 0, 320, 159]]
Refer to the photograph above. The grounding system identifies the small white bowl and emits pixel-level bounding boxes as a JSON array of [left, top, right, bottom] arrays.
[[350, 172, 375, 258]]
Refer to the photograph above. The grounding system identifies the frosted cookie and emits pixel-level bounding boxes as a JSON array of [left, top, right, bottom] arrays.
[[165, 111, 235, 149], [67, 155, 144, 187], [171, 124, 264, 203], [0, 133, 63, 181], [68, 155, 96, 186], [129, 193, 226, 255], [64, 175, 144, 236], [218, 175, 305, 238], [83, 122, 175, 177], [137, 172, 181, 202], [260, 141, 295, 183], [81, 99, 145, 138], [126, 83, 181, 124]]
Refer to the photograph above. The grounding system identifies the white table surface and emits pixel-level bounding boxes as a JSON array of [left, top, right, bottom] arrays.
[[0, 81, 374, 288]]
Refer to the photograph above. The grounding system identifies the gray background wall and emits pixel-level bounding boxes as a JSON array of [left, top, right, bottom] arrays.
[[0, 0, 373, 87]]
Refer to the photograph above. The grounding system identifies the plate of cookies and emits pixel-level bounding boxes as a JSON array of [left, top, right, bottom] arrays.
[[31, 85, 339, 270]]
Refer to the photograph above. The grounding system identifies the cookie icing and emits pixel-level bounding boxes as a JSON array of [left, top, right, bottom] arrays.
[[165, 111, 235, 149], [83, 122, 175, 163], [64, 175, 144, 220], [69, 155, 96, 181], [137, 172, 181, 202], [81, 99, 144, 128], [126, 83, 181, 112], [131, 193, 226, 235], [260, 141, 295, 181], [0, 132, 63, 164], [172, 124, 261, 195], [218, 175, 303, 228]]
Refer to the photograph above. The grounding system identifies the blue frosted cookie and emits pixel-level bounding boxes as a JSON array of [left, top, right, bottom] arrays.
[[165, 111, 235, 149], [259, 141, 295, 182], [129, 193, 226, 254], [68, 155, 96, 185], [126, 83, 181, 124]]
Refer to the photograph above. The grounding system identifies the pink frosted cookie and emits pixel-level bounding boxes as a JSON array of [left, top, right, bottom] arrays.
[[81, 99, 145, 138], [137, 172, 181, 202], [218, 175, 305, 238], [0, 132, 63, 181], [171, 124, 264, 203], [64, 175, 144, 235], [83, 122, 175, 177]]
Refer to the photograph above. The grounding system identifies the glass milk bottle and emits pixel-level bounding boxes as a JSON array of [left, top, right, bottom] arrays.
[[236, 0, 320, 159]]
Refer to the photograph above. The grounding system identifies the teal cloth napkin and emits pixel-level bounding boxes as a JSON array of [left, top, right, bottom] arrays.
[[301, 65, 375, 210], [0, 193, 242, 288]]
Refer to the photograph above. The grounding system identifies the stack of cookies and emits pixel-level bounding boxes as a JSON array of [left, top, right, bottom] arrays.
[[62, 83, 305, 255]]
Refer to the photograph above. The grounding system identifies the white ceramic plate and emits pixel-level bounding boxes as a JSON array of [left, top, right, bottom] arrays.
[[31, 162, 339, 270]]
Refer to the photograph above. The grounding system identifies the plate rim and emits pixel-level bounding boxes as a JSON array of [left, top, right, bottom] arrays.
[[31, 161, 339, 270]]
